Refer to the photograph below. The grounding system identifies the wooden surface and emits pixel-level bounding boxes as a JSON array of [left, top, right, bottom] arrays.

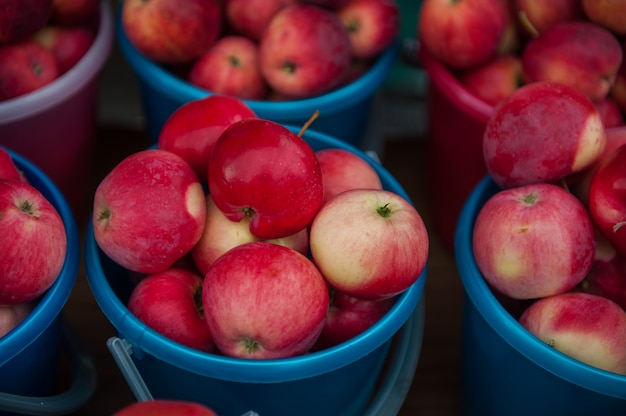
[[56, 126, 465, 415]]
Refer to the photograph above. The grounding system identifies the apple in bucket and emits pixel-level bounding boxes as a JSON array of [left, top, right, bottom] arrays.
[[92, 149, 206, 274], [0, 179, 67, 305], [0, 0, 53, 44], [113, 399, 217, 416], [202, 241, 330, 359], [472, 182, 596, 300], [310, 188, 429, 300], [208, 117, 324, 240], [0, 40, 59, 101]]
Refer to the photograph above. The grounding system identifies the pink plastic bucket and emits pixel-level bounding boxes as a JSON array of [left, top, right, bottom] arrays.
[[0, 1, 113, 219]]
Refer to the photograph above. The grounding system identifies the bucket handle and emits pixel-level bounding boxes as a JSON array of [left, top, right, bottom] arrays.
[[107, 336, 260, 416], [0, 318, 98, 415]]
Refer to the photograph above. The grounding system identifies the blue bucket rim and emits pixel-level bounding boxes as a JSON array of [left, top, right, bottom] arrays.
[[84, 126, 427, 384], [455, 175, 626, 399], [0, 148, 80, 367], [115, 4, 399, 120]]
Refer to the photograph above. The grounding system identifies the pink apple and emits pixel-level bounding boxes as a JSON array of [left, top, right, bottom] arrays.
[[0, 40, 59, 102], [127, 267, 215, 352], [0, 179, 67, 305], [309, 188, 428, 300], [113, 399, 217, 416], [472, 183, 595, 300], [92, 149, 207, 274], [157, 95, 258, 182], [513, 0, 584, 35], [258, 4, 352, 98], [521, 21, 623, 102], [418, 0, 509, 69], [459, 54, 523, 107], [121, 0, 221, 64], [0, 301, 35, 338], [202, 241, 330, 359], [335, 0, 400, 60], [581, 0, 626, 36], [519, 292, 626, 375], [208, 118, 324, 240], [0, 147, 23, 182], [0, 0, 53, 44], [315, 147, 382, 203], [483, 81, 606, 189], [224, 0, 295, 41], [191, 193, 309, 276], [33, 25, 95, 74], [188, 36, 268, 100], [588, 143, 626, 258], [50, 0, 99, 26], [313, 289, 396, 350]]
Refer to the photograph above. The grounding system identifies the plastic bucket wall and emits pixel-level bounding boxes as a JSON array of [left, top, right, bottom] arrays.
[[85, 127, 427, 416], [115, 7, 398, 148], [454, 176, 626, 416], [0, 1, 113, 219], [0, 150, 80, 412]]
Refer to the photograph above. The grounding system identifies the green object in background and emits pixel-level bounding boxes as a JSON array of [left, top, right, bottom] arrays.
[[384, 0, 426, 96]]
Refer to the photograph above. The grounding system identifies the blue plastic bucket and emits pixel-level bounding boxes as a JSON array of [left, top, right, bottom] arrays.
[[0, 149, 84, 414], [115, 7, 398, 148], [455, 176, 626, 416], [85, 127, 427, 416]]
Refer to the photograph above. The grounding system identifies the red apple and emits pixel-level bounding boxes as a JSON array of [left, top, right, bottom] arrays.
[[581, 0, 626, 36], [418, 0, 509, 69], [0, 40, 59, 101], [33, 25, 95, 74], [595, 97, 624, 129], [610, 39, 626, 113], [202, 241, 330, 359], [0, 301, 35, 338], [0, 147, 23, 182], [188, 36, 268, 100], [519, 292, 626, 375], [113, 399, 217, 416], [472, 183, 595, 300], [121, 0, 221, 64], [190, 193, 309, 276], [0, 179, 67, 305], [313, 289, 396, 350], [579, 231, 626, 312], [50, 0, 99, 26], [224, 0, 295, 41], [0, 0, 53, 44], [335, 0, 400, 60], [309, 188, 428, 300], [513, 0, 584, 35], [482, 81, 606, 189], [588, 143, 626, 258], [258, 4, 352, 98], [92, 149, 207, 274], [315, 147, 382, 203], [127, 267, 215, 352], [521, 21, 623, 102], [157, 95, 258, 181], [459, 54, 523, 107], [208, 118, 324, 240]]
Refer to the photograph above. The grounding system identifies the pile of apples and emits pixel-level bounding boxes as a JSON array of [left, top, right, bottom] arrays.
[[418, 0, 626, 128], [0, 147, 68, 339], [0, 0, 102, 102], [120, 0, 400, 100], [91, 94, 429, 359]]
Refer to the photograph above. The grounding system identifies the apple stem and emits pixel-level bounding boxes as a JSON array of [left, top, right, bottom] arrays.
[[614, 221, 626, 233], [96, 209, 111, 222], [298, 110, 320, 137], [518, 11, 539, 38], [19, 200, 35, 215], [243, 338, 259, 354], [377, 203, 393, 218]]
